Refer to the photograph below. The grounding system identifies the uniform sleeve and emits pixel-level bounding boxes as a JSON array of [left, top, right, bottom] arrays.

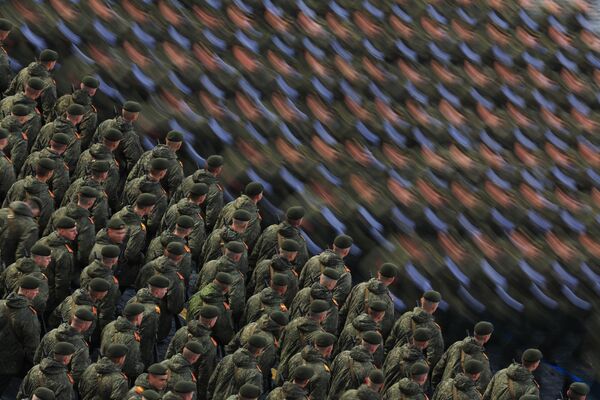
[[51, 166, 70, 207], [125, 157, 144, 183], [16, 223, 39, 261], [31, 123, 50, 153], [427, 327, 444, 371], [71, 346, 91, 384], [167, 164, 184, 197], [16, 370, 31, 400], [431, 346, 450, 388], [11, 137, 28, 176], [16, 310, 41, 364], [77, 221, 95, 267], [110, 376, 130, 400], [125, 226, 146, 264], [166, 281, 186, 315], [481, 374, 496, 400], [206, 359, 222, 399], [123, 135, 144, 172], [225, 330, 242, 355], [0, 161, 15, 201], [333, 273, 352, 309], [41, 86, 57, 123], [54, 250, 74, 304], [205, 187, 223, 231], [79, 113, 97, 151]]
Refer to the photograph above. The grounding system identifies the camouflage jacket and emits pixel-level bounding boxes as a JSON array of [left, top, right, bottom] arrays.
[[298, 250, 352, 308], [169, 169, 223, 230], [19, 147, 69, 206], [17, 357, 73, 400], [328, 346, 377, 400], [100, 316, 144, 380], [207, 348, 263, 400], [482, 364, 539, 400], [432, 373, 482, 400], [78, 357, 129, 400]]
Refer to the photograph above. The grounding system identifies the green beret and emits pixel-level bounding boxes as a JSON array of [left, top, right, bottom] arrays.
[[286, 206, 305, 220], [190, 183, 209, 196], [19, 275, 40, 289], [272, 273, 288, 287], [315, 332, 336, 347], [103, 128, 123, 142], [123, 101, 141, 113], [91, 160, 110, 172], [0, 19, 13, 32], [81, 75, 99, 89], [0, 128, 8, 140], [31, 243, 51, 256], [55, 216, 76, 229], [232, 209, 252, 221], [54, 341, 76, 355], [206, 155, 224, 168], [474, 321, 494, 336], [464, 359, 484, 374], [368, 300, 388, 312], [184, 340, 204, 354], [166, 242, 185, 256], [278, 226, 295, 238], [225, 241, 245, 254], [522, 348, 543, 363], [322, 268, 341, 280], [27, 196, 43, 211], [33, 387, 55, 400], [136, 193, 158, 207], [12, 104, 30, 116], [248, 334, 268, 348], [293, 365, 314, 381], [379, 263, 398, 278], [174, 380, 197, 394], [423, 290, 442, 303], [569, 382, 590, 396], [309, 299, 330, 314], [369, 369, 385, 384], [362, 331, 382, 345], [215, 272, 233, 285], [148, 274, 170, 289], [51, 133, 70, 145], [106, 343, 128, 358], [176, 215, 195, 229], [199, 305, 220, 319], [78, 186, 98, 199], [101, 245, 120, 259], [269, 311, 288, 326], [39, 49, 59, 62], [89, 277, 110, 292], [37, 158, 55, 171], [141, 390, 161, 400], [147, 363, 169, 375], [67, 104, 85, 116], [410, 362, 430, 376], [334, 234, 353, 249], [245, 182, 264, 196], [239, 384, 261, 398], [150, 157, 170, 171], [281, 239, 299, 252], [27, 77, 45, 91], [413, 328, 431, 342], [123, 303, 145, 318], [74, 307, 95, 322], [166, 130, 184, 142], [107, 217, 126, 230]]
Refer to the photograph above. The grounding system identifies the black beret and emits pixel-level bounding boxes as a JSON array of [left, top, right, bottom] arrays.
[[413, 328, 431, 342], [232, 209, 252, 221], [248, 334, 268, 348], [362, 331, 382, 345], [67, 104, 85, 116], [293, 365, 314, 381], [166, 242, 185, 256], [271, 257, 290, 271], [123, 303, 145, 317], [31, 243, 51, 256], [281, 239, 299, 252], [569, 382, 590, 396], [369, 369, 385, 384], [175, 215, 195, 229], [225, 241, 245, 254], [322, 268, 341, 280], [27, 77, 45, 91], [55, 216, 76, 229], [123, 101, 141, 112], [286, 206, 305, 220], [522, 349, 543, 363], [0, 19, 13, 31], [78, 186, 98, 199], [12, 104, 30, 116], [245, 182, 264, 196], [190, 183, 209, 196], [54, 341, 76, 355], [74, 307, 95, 321], [0, 128, 8, 140], [101, 245, 120, 258], [148, 274, 170, 289], [51, 133, 70, 145], [39, 49, 59, 62], [200, 305, 220, 319], [379, 263, 398, 278], [106, 343, 128, 358], [28, 196, 43, 211], [315, 332, 336, 347], [147, 363, 169, 375], [464, 359, 484, 374], [333, 234, 353, 249], [91, 160, 111, 172], [81, 75, 99, 89], [107, 217, 126, 230], [103, 128, 123, 142], [474, 321, 494, 336], [174, 380, 197, 393], [423, 290, 442, 303], [141, 390, 161, 400], [269, 311, 288, 326], [37, 157, 55, 171], [136, 193, 158, 207], [206, 155, 224, 168], [33, 387, 55, 400], [19, 275, 40, 289], [215, 272, 233, 285], [184, 340, 204, 354], [278, 226, 295, 238], [239, 384, 261, 398], [411, 362, 430, 376], [368, 300, 388, 312], [89, 277, 110, 292], [309, 299, 330, 314], [272, 273, 288, 286], [166, 130, 184, 142], [150, 158, 170, 171]]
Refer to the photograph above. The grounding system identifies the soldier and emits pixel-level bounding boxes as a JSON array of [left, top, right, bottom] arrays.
[[0, 19, 12, 93], [482, 349, 542, 400], [0, 200, 39, 265], [4, 157, 56, 231], [100, 303, 146, 381], [2, 104, 30, 175], [0, 77, 44, 146], [35, 216, 78, 310], [0, 128, 15, 202], [432, 359, 485, 400], [328, 332, 381, 400], [339, 263, 398, 339], [242, 274, 289, 326], [127, 363, 170, 399], [88, 217, 127, 279], [4, 49, 58, 123], [169, 154, 224, 231], [225, 384, 261, 400], [566, 382, 590, 400], [202, 208, 251, 270], [250, 206, 308, 272], [207, 334, 267, 400], [78, 343, 129, 400], [20, 132, 70, 206], [267, 367, 312, 400], [31, 387, 56, 400], [299, 234, 353, 307], [340, 370, 385, 400], [53, 76, 99, 150], [33, 103, 85, 172], [34, 307, 94, 384], [383, 363, 430, 400], [162, 340, 203, 393], [163, 381, 197, 400], [127, 130, 185, 197], [17, 341, 75, 400], [383, 327, 430, 392], [432, 321, 494, 392], [137, 389, 162, 400], [0, 276, 42, 395]]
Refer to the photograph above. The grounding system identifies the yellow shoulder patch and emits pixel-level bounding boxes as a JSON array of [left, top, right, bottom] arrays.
[[155, 306, 161, 314], [135, 386, 144, 394]]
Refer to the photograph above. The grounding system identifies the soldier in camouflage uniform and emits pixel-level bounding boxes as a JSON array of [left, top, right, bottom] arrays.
[[267, 367, 311, 400], [383, 327, 430, 392], [0, 128, 15, 203], [88, 217, 127, 270], [2, 104, 30, 175], [482, 349, 542, 400], [126, 363, 169, 399], [383, 363, 430, 400], [432, 359, 485, 400], [202, 209, 251, 271], [566, 382, 590, 400], [17, 341, 75, 400], [163, 381, 197, 400], [0, 200, 40, 267], [340, 369, 385, 400], [242, 274, 289, 326], [162, 340, 203, 393], [169, 155, 224, 231], [0, 19, 13, 93], [0, 77, 44, 147], [78, 343, 129, 400], [225, 384, 261, 400]]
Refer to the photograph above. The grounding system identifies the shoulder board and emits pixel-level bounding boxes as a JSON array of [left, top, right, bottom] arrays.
[[216, 184, 223, 192], [154, 305, 161, 314], [211, 337, 218, 347], [483, 353, 488, 360], [67, 373, 74, 385], [48, 190, 55, 198], [28, 305, 37, 315], [178, 160, 183, 168], [41, 273, 48, 280], [134, 332, 141, 342], [176, 272, 184, 281], [324, 364, 331, 373], [65, 244, 73, 253], [135, 386, 144, 394], [140, 222, 146, 231], [75, 132, 81, 140]]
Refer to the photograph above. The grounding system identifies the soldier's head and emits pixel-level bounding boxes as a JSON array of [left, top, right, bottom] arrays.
[[147, 363, 169, 391], [361, 331, 382, 355], [17, 276, 40, 300], [412, 328, 431, 350], [285, 206, 305, 227], [308, 299, 330, 324], [238, 384, 261, 400], [279, 239, 299, 263], [367, 300, 387, 323], [165, 242, 186, 263], [56, 217, 78, 241], [319, 268, 340, 291], [205, 155, 224, 176], [90, 160, 110, 182], [49, 133, 69, 155], [148, 275, 169, 299], [224, 241, 245, 263], [174, 216, 194, 239], [166, 130, 183, 152], [173, 381, 196, 400], [292, 365, 313, 388], [473, 321, 494, 346], [245, 334, 268, 357], [101, 129, 122, 151], [214, 272, 232, 293], [88, 277, 110, 302], [521, 348, 543, 371], [410, 362, 430, 386], [188, 183, 208, 204], [66, 103, 85, 125], [244, 182, 264, 203], [105, 343, 128, 368], [107, 218, 127, 243], [11, 104, 30, 125], [77, 186, 98, 210], [231, 209, 251, 233], [31, 243, 52, 268], [31, 387, 55, 400], [0, 128, 8, 151], [270, 273, 288, 296], [141, 390, 161, 400], [420, 290, 441, 314], [149, 158, 169, 181], [35, 157, 55, 182], [123, 303, 145, 327], [25, 196, 42, 218], [182, 340, 203, 365], [25, 77, 44, 100], [0, 19, 12, 41], [100, 244, 120, 269], [39, 49, 58, 71], [134, 193, 158, 216], [53, 341, 76, 365], [463, 359, 484, 383], [122, 101, 141, 122], [567, 382, 590, 400], [365, 369, 385, 393], [71, 307, 95, 333], [377, 263, 398, 287], [80, 75, 99, 97], [198, 305, 219, 328], [313, 332, 336, 358], [332, 234, 353, 258]]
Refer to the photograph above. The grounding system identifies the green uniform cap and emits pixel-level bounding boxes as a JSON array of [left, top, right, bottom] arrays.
[[248, 334, 268, 348], [39, 49, 59, 62], [12, 104, 30, 116], [141, 390, 161, 400], [54, 341, 76, 355], [174, 380, 197, 393], [369, 369, 385, 384], [101, 245, 120, 258], [200, 305, 220, 319], [190, 183, 209, 195], [239, 384, 261, 398], [103, 128, 123, 142], [31, 243, 51, 256], [33, 387, 55, 400], [269, 311, 288, 326], [81, 76, 99, 89], [322, 267, 341, 280], [286, 206, 305, 220], [293, 365, 314, 381], [413, 327, 431, 342], [0, 128, 8, 140], [37, 158, 55, 171], [410, 362, 430, 376], [19, 276, 40, 289], [464, 359, 484, 374], [136, 193, 158, 207], [150, 157, 170, 171], [423, 290, 441, 303], [368, 300, 387, 312], [107, 217, 126, 230], [91, 160, 110, 172], [315, 332, 336, 347], [334, 234, 353, 249], [281, 239, 299, 252], [123, 303, 145, 317], [166, 242, 185, 256], [27, 77, 45, 91], [147, 363, 169, 375], [272, 273, 288, 287], [184, 340, 204, 354], [232, 209, 252, 221], [56, 216, 76, 229], [310, 299, 330, 314], [379, 263, 398, 278], [67, 104, 85, 116], [474, 321, 494, 336], [166, 130, 184, 142], [225, 240, 245, 254], [175, 215, 195, 229], [51, 133, 70, 146], [89, 278, 110, 292], [245, 182, 264, 196], [215, 272, 233, 285], [522, 348, 543, 363], [0, 19, 13, 32], [123, 101, 141, 113], [569, 382, 590, 396], [148, 274, 170, 289], [106, 343, 128, 358], [206, 155, 224, 169], [78, 186, 99, 199], [362, 331, 382, 345], [74, 307, 95, 322]]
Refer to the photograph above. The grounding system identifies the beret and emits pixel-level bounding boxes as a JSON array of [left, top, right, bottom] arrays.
[[150, 158, 170, 171], [56, 216, 76, 229], [310, 299, 330, 314], [67, 104, 85, 116], [176, 215, 195, 229], [28, 197, 43, 211], [362, 331, 382, 345], [369, 369, 385, 384], [206, 155, 224, 168], [281, 239, 299, 252], [89, 277, 110, 292], [148, 274, 170, 289], [90, 160, 110, 172], [225, 241, 245, 254], [0, 19, 13, 31], [141, 390, 161, 400], [239, 384, 261, 398], [245, 182, 264, 196], [200, 305, 220, 319], [322, 268, 341, 280], [293, 365, 314, 381], [474, 321, 494, 336], [123, 101, 141, 112], [272, 273, 288, 286], [269, 311, 288, 326], [123, 303, 146, 317], [136, 193, 158, 207], [0, 128, 8, 140], [248, 334, 268, 348], [464, 359, 484, 374], [215, 272, 233, 285], [423, 290, 442, 303], [11, 104, 29, 116], [27, 77, 45, 91], [101, 245, 120, 258], [271, 257, 290, 271], [51, 132, 70, 145], [569, 382, 590, 396], [19, 275, 40, 289], [54, 341, 76, 355], [106, 343, 128, 358], [184, 340, 204, 354], [107, 217, 126, 229], [368, 300, 388, 312], [232, 209, 252, 221], [277, 226, 295, 238], [103, 128, 123, 142], [286, 206, 305, 220], [147, 363, 169, 375], [166, 130, 184, 142], [37, 157, 55, 171], [413, 327, 431, 342], [333, 234, 353, 249], [190, 183, 209, 196], [174, 380, 197, 393], [315, 332, 336, 347], [78, 186, 98, 199], [166, 242, 186, 256], [31, 243, 51, 256], [74, 307, 95, 321], [379, 263, 398, 278], [33, 387, 55, 400], [522, 348, 543, 363], [40, 49, 59, 62], [81, 75, 99, 89], [411, 362, 430, 376]]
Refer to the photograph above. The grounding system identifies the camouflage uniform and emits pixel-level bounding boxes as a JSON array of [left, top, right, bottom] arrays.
[[383, 343, 426, 391], [249, 221, 309, 272], [187, 282, 234, 345], [161, 198, 206, 263], [432, 337, 491, 393], [4, 61, 57, 123], [126, 373, 167, 399], [328, 346, 377, 400], [78, 356, 129, 400], [0, 92, 42, 146], [169, 169, 223, 230], [215, 195, 262, 249], [1, 115, 27, 174], [111, 206, 147, 288], [432, 373, 482, 400], [33, 115, 81, 172], [80, 259, 120, 330], [198, 255, 245, 318], [47, 288, 99, 338], [201, 226, 248, 273], [207, 347, 263, 400], [146, 231, 193, 284], [279, 346, 331, 399], [122, 176, 168, 238], [289, 283, 338, 335], [63, 176, 109, 231], [4, 175, 55, 232], [0, 39, 10, 93], [266, 382, 308, 400], [0, 256, 49, 313], [92, 116, 143, 176], [35, 231, 75, 310], [162, 353, 196, 393], [298, 250, 352, 308], [278, 317, 323, 377], [0, 147, 15, 203], [383, 378, 427, 400], [100, 316, 144, 380], [17, 357, 73, 400], [72, 144, 119, 210], [482, 364, 539, 400], [242, 287, 287, 327], [127, 288, 162, 368], [19, 148, 69, 206], [335, 314, 384, 368], [0, 201, 38, 266], [127, 144, 184, 197], [54, 90, 97, 150], [248, 257, 298, 307]]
